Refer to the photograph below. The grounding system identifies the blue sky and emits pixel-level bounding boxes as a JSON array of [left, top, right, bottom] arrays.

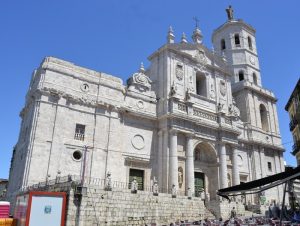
[[0, 1, 299, 179]]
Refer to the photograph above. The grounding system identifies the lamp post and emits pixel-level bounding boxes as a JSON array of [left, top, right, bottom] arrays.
[[81, 145, 88, 186]]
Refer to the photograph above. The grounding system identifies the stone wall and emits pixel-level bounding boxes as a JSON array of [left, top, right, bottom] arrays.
[[12, 178, 257, 226], [66, 187, 208, 226]]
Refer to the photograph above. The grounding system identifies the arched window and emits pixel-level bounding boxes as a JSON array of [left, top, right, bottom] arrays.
[[221, 39, 226, 50], [253, 73, 258, 85], [238, 70, 244, 81], [259, 104, 269, 132], [248, 36, 253, 49], [234, 34, 240, 46], [196, 73, 207, 97]]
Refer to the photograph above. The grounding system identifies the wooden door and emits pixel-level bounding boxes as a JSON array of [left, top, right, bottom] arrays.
[[194, 172, 205, 197]]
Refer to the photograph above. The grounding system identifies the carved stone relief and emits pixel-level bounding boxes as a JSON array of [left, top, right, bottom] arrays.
[[136, 100, 144, 109], [194, 50, 207, 69], [219, 80, 226, 97], [175, 64, 184, 81]]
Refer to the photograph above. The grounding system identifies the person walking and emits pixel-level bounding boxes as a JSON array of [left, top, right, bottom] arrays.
[[230, 207, 237, 219]]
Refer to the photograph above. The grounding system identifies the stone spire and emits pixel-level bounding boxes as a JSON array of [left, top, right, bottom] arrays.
[[192, 26, 203, 44], [181, 32, 187, 43], [167, 26, 175, 44]]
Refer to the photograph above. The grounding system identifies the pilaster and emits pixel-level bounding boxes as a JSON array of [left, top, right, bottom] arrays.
[[185, 134, 194, 195], [169, 129, 178, 190], [219, 142, 228, 189], [231, 147, 240, 186]]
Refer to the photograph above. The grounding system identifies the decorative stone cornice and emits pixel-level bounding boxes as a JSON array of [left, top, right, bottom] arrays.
[[231, 80, 277, 102], [212, 19, 256, 40]]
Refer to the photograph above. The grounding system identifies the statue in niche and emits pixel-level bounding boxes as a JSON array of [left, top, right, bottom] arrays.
[[194, 150, 201, 161], [228, 98, 240, 118], [210, 84, 215, 99], [178, 167, 183, 188], [218, 102, 224, 112]]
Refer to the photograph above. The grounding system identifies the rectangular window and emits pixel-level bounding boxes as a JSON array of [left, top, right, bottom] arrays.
[[267, 162, 272, 171], [74, 124, 85, 141]]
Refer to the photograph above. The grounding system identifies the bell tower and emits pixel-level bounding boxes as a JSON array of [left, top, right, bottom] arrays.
[[212, 5, 261, 87], [212, 6, 281, 138]]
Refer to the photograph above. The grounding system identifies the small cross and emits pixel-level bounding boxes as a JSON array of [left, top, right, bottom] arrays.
[[193, 17, 199, 28]]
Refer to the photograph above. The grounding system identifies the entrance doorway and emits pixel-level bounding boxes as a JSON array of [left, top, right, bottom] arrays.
[[129, 169, 144, 190], [194, 142, 218, 200], [194, 172, 205, 197]]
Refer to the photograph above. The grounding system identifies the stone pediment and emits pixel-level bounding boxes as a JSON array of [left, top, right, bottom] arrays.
[[167, 43, 230, 73]]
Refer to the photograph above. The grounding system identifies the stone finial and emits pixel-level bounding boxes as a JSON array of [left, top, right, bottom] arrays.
[[192, 27, 203, 44], [167, 26, 175, 44], [171, 184, 177, 198], [139, 62, 145, 73], [152, 177, 159, 196], [105, 171, 112, 191], [181, 32, 188, 43]]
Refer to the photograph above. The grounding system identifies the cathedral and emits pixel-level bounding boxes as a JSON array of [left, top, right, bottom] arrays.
[[7, 6, 285, 210]]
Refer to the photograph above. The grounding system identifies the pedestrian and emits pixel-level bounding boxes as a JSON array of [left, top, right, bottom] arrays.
[[230, 207, 236, 219]]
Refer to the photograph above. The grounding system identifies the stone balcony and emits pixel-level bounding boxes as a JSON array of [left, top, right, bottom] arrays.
[[186, 93, 217, 112], [169, 98, 240, 136], [292, 141, 300, 156]]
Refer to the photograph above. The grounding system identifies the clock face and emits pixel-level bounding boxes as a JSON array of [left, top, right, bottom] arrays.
[[249, 56, 255, 65]]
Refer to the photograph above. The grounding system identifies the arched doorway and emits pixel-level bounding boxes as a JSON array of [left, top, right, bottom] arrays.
[[194, 142, 218, 200]]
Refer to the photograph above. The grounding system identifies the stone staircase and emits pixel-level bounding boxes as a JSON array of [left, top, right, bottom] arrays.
[[204, 207, 216, 219]]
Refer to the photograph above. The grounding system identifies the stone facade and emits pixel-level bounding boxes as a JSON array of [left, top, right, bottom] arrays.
[[285, 79, 300, 164], [7, 8, 285, 219]]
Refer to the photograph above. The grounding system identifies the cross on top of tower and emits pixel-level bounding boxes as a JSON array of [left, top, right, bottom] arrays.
[[193, 17, 200, 28]]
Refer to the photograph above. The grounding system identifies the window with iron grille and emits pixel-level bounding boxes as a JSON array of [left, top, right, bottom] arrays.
[[267, 162, 272, 171], [74, 124, 85, 141]]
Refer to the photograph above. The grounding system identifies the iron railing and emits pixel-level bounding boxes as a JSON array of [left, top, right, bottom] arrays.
[[22, 175, 193, 197]]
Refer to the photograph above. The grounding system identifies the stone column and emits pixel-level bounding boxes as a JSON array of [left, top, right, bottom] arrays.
[[162, 130, 169, 192], [169, 130, 178, 190], [259, 147, 266, 178], [185, 134, 194, 195], [219, 142, 228, 189], [157, 130, 163, 186], [232, 147, 240, 186]]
